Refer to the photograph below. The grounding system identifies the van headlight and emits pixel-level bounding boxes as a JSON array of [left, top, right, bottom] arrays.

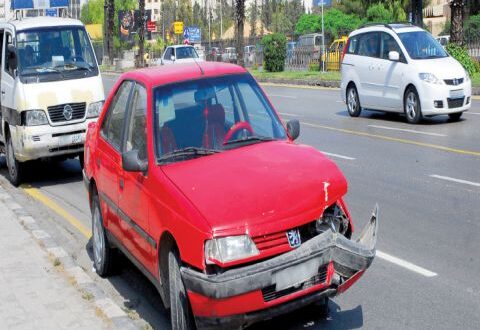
[[23, 110, 48, 126], [205, 235, 259, 265], [87, 101, 104, 118], [419, 73, 443, 85]]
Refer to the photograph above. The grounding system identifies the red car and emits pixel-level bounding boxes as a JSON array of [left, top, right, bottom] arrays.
[[83, 62, 378, 329]]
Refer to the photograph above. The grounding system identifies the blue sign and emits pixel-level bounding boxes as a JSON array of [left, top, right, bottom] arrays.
[[11, 0, 68, 10], [184, 26, 201, 44], [312, 0, 332, 6], [45, 8, 57, 16]]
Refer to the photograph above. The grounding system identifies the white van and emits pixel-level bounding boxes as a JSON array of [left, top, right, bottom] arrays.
[[341, 24, 471, 124], [0, 17, 104, 185]]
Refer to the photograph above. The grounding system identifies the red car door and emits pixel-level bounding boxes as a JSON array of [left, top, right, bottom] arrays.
[[118, 83, 155, 274], [97, 80, 134, 241]]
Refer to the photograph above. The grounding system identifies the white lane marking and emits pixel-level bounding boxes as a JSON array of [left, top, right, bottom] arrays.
[[320, 151, 356, 160], [429, 174, 480, 187], [464, 112, 480, 116], [279, 112, 300, 117], [269, 94, 297, 99], [336, 100, 344, 103], [376, 250, 438, 277], [368, 125, 447, 137]]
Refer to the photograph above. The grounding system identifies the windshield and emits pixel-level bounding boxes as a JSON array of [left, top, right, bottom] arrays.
[[176, 47, 199, 59], [398, 31, 447, 59], [17, 26, 98, 82], [154, 74, 287, 163]]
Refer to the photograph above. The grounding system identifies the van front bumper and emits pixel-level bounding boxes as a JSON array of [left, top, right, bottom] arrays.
[[13, 118, 97, 162], [418, 80, 472, 116], [181, 205, 379, 329]]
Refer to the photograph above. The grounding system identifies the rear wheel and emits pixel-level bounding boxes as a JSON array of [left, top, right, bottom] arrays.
[[92, 192, 113, 277], [448, 112, 463, 121], [169, 250, 195, 330], [6, 133, 24, 186], [346, 85, 362, 117], [404, 87, 423, 124]]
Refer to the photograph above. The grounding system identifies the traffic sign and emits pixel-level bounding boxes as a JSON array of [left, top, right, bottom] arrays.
[[147, 21, 156, 32], [174, 21, 184, 35]]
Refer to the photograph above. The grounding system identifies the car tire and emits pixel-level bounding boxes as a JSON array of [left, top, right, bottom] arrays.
[[315, 296, 330, 318], [346, 85, 362, 117], [6, 133, 24, 187], [92, 192, 113, 277], [404, 87, 423, 124], [448, 112, 463, 121], [169, 250, 195, 330]]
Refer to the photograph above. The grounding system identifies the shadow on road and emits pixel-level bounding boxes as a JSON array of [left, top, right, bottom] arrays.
[[335, 109, 466, 125]]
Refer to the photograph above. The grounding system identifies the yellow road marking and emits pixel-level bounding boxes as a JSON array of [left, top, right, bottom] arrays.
[[472, 95, 480, 100], [302, 122, 480, 157], [21, 184, 91, 238]]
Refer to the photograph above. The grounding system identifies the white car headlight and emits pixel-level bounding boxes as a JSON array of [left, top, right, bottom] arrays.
[[205, 235, 259, 265], [24, 110, 48, 126], [87, 101, 104, 118], [419, 73, 443, 85]]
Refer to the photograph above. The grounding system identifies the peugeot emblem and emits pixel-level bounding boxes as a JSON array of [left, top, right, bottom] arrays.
[[286, 229, 301, 248], [63, 104, 73, 121]]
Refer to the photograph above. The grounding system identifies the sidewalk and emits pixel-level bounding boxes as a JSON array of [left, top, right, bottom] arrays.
[[0, 196, 110, 329]]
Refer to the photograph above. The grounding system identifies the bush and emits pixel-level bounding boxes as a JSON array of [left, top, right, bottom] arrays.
[[445, 43, 478, 76], [308, 62, 320, 71], [261, 33, 287, 72]]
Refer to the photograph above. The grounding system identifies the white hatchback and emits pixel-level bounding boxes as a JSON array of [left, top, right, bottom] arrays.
[[340, 24, 472, 124]]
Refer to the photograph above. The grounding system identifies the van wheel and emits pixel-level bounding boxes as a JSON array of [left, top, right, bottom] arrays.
[[6, 134, 24, 187], [169, 250, 195, 330], [448, 112, 463, 121], [346, 85, 362, 117], [404, 87, 423, 124], [92, 192, 113, 277]]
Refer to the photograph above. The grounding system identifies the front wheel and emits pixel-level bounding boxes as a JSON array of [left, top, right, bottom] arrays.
[[169, 250, 195, 330], [6, 134, 24, 186], [404, 87, 423, 124], [346, 85, 362, 117], [92, 192, 113, 277]]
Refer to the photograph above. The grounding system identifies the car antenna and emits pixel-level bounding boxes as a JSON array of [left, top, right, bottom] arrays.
[[192, 53, 204, 75]]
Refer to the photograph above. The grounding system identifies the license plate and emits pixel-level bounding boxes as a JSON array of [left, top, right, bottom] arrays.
[[274, 259, 321, 291], [449, 89, 464, 99], [59, 133, 82, 145]]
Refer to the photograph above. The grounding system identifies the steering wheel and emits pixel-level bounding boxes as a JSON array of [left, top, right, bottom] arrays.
[[223, 121, 254, 145]]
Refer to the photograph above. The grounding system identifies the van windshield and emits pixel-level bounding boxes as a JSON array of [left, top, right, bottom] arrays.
[[17, 26, 98, 82], [398, 31, 447, 59]]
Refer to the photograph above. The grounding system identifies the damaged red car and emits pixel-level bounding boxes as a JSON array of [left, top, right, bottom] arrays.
[[83, 62, 378, 329]]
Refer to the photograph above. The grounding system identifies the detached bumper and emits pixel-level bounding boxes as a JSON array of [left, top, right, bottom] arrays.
[[181, 205, 379, 328]]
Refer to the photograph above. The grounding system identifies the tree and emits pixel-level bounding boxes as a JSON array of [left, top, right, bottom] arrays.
[[248, 0, 258, 37], [450, 0, 465, 45], [324, 8, 362, 39], [295, 14, 321, 35], [366, 3, 393, 23], [235, 0, 245, 66], [80, 0, 103, 25], [464, 14, 480, 42], [271, 10, 292, 34], [138, 0, 145, 68]]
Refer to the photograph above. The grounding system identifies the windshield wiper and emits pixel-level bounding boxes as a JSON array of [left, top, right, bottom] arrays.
[[157, 147, 221, 163], [224, 136, 275, 147]]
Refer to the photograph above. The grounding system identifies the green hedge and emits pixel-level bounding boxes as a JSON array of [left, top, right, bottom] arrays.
[[261, 33, 287, 72], [445, 43, 478, 76]]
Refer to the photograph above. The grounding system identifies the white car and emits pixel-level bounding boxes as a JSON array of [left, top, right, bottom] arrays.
[[161, 45, 203, 65], [341, 24, 471, 124]]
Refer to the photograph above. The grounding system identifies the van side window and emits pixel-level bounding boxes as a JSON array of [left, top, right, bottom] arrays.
[[380, 33, 405, 62], [358, 33, 380, 58], [4, 33, 13, 76], [347, 36, 359, 54], [101, 80, 133, 150]]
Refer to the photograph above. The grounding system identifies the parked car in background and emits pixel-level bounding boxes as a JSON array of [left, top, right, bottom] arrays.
[[161, 45, 202, 65], [244, 45, 256, 65], [222, 47, 237, 63], [341, 24, 471, 124], [84, 62, 378, 330], [297, 33, 323, 56], [436, 35, 450, 47], [193, 44, 206, 61], [0, 16, 104, 186], [286, 41, 297, 60], [207, 47, 221, 61], [322, 36, 348, 71]]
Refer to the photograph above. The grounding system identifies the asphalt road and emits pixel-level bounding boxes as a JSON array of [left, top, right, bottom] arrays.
[[1, 74, 479, 330]]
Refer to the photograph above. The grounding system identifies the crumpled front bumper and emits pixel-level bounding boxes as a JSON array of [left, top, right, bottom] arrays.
[[181, 205, 379, 328]]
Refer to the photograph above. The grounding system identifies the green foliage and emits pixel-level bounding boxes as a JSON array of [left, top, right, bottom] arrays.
[[295, 14, 321, 35], [308, 62, 320, 71], [323, 8, 362, 39], [261, 33, 287, 72], [80, 0, 104, 25], [271, 10, 293, 34], [446, 43, 478, 76], [440, 20, 451, 36], [366, 3, 393, 23], [464, 15, 480, 42]]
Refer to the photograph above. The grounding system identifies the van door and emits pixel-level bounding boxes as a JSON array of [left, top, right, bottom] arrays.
[[355, 32, 381, 108], [0, 28, 4, 140], [1, 30, 17, 130]]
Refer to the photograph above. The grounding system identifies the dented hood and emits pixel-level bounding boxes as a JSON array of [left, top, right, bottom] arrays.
[[161, 141, 348, 235]]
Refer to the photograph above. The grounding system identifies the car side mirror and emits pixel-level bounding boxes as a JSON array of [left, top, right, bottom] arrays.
[[7, 44, 17, 71], [122, 150, 148, 173], [171, 55, 175, 62], [286, 119, 300, 140], [388, 51, 400, 62]]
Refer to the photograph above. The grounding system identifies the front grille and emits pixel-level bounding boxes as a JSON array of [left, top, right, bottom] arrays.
[[447, 97, 465, 109], [47, 102, 86, 123], [49, 143, 84, 153], [262, 266, 328, 302], [444, 78, 464, 86]]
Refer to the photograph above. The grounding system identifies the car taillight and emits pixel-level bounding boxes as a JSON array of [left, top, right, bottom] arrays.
[[341, 39, 349, 63]]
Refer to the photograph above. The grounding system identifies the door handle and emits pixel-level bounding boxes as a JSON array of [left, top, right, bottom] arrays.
[[1, 90, 5, 95], [368, 65, 375, 71]]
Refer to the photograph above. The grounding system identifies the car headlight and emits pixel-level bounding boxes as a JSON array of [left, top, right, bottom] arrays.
[[23, 110, 48, 126], [465, 69, 471, 82], [87, 101, 104, 118], [419, 73, 443, 85], [205, 235, 259, 265]]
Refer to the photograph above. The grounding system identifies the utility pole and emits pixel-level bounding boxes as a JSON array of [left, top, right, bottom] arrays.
[[321, 0, 325, 72]]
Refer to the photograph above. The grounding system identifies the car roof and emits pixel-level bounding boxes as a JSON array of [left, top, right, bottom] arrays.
[[1, 17, 83, 31], [350, 23, 424, 36], [169, 45, 194, 49], [119, 62, 247, 88]]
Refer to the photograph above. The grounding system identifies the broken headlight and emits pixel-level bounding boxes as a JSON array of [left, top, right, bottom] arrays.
[[316, 203, 350, 236], [205, 235, 259, 265]]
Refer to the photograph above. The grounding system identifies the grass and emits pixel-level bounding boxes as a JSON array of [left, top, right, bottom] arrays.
[[249, 69, 341, 82]]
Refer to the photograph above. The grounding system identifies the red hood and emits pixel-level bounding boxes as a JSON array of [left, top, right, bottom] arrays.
[[161, 141, 348, 236]]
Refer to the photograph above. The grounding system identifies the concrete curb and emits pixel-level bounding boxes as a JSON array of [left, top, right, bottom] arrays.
[[0, 185, 141, 330]]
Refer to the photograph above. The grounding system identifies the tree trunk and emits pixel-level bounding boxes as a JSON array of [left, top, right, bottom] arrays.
[[235, 0, 245, 67], [103, 0, 115, 65], [138, 0, 146, 68], [411, 0, 423, 27], [450, 0, 465, 46]]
